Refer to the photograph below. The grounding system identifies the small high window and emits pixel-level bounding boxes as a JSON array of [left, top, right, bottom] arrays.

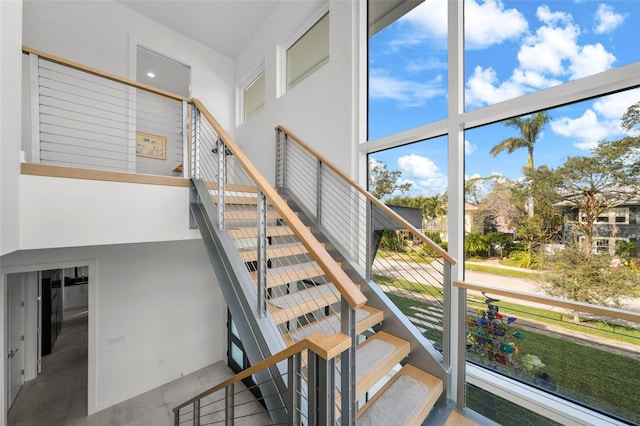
[[286, 12, 329, 90], [243, 72, 265, 121]]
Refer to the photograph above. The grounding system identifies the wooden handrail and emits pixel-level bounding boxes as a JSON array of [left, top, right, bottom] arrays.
[[23, 46, 189, 102], [21, 163, 189, 187], [454, 280, 640, 323], [173, 332, 350, 412], [275, 125, 456, 265], [193, 99, 367, 310]]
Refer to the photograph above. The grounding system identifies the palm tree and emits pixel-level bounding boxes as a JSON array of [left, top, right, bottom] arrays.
[[490, 112, 550, 172], [421, 194, 447, 231]]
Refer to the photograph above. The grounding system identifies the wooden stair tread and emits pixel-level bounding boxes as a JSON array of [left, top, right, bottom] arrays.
[[239, 242, 311, 263], [283, 305, 383, 345], [205, 181, 258, 193], [268, 284, 340, 324], [251, 262, 325, 288], [353, 332, 410, 401], [224, 210, 282, 221], [212, 195, 264, 205], [444, 410, 479, 426], [357, 364, 443, 426], [228, 226, 295, 239]]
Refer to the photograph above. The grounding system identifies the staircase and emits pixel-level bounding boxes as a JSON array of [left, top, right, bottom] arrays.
[[177, 99, 455, 424]]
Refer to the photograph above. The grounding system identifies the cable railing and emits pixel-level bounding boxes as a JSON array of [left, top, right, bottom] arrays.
[[173, 332, 351, 425], [275, 126, 457, 358], [23, 46, 189, 177], [191, 99, 366, 424], [455, 281, 640, 425]]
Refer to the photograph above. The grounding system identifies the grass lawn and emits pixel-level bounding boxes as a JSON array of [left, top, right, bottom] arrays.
[[464, 262, 539, 279], [377, 287, 640, 424]]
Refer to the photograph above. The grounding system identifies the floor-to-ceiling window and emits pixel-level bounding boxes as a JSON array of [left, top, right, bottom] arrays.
[[365, 0, 640, 423]]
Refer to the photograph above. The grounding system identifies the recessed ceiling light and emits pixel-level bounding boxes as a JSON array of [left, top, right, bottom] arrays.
[[147, 72, 155, 78]]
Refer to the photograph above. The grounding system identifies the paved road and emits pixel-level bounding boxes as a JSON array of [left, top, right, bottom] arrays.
[[374, 257, 640, 312]]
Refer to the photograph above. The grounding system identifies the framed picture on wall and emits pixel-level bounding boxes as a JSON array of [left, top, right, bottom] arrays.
[[136, 131, 166, 160]]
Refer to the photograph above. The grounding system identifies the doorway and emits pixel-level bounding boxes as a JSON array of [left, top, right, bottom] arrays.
[[6, 265, 89, 424]]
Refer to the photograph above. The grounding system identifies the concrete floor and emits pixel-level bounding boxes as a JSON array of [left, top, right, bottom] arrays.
[[7, 312, 260, 425]]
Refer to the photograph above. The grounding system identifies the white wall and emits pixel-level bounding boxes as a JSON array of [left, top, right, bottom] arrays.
[[19, 174, 200, 250], [0, 239, 226, 415], [22, 0, 234, 134], [0, 0, 23, 256], [233, 0, 358, 184]]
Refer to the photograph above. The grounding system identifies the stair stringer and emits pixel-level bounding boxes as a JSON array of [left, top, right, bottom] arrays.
[[190, 179, 290, 424], [280, 189, 449, 391]]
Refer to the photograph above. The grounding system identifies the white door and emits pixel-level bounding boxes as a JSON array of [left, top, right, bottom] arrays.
[[7, 274, 25, 408]]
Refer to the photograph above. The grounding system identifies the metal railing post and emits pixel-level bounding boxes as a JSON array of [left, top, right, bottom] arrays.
[[456, 285, 467, 410], [29, 53, 41, 164], [174, 410, 179, 426], [340, 298, 356, 425], [276, 129, 284, 189], [225, 384, 235, 426], [443, 261, 452, 369], [257, 190, 268, 316], [182, 101, 189, 178], [217, 138, 226, 230], [192, 108, 201, 179], [193, 400, 200, 426], [316, 159, 323, 225], [308, 351, 336, 426], [287, 352, 302, 425], [365, 200, 373, 282]]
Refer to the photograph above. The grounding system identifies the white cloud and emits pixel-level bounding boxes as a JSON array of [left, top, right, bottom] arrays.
[[465, 140, 478, 155], [594, 4, 626, 34], [396, 0, 527, 51], [405, 58, 447, 73], [592, 89, 640, 121], [369, 69, 446, 107], [465, 66, 531, 106], [397, 154, 447, 194], [464, 0, 528, 49], [551, 89, 640, 148], [399, 0, 448, 39], [466, 5, 617, 107], [569, 43, 616, 79], [551, 109, 617, 150]]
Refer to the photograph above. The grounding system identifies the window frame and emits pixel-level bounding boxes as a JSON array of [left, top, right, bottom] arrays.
[[238, 65, 265, 126], [277, 5, 330, 97]]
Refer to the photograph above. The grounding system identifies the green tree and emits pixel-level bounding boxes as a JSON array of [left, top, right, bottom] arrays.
[[369, 159, 412, 199], [555, 137, 640, 254], [621, 100, 640, 133], [490, 112, 550, 172], [542, 246, 638, 321]]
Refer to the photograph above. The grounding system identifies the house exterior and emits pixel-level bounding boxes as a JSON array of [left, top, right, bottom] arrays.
[[1, 1, 638, 425], [555, 200, 640, 255]]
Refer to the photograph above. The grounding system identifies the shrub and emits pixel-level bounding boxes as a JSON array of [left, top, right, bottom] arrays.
[[508, 250, 541, 269]]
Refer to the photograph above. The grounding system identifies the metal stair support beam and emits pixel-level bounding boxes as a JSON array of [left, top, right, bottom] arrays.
[[189, 179, 288, 424]]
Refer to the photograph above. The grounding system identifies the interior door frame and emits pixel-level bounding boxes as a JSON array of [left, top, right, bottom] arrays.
[[6, 273, 25, 409]]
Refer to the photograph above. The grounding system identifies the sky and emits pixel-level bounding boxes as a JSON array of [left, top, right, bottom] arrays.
[[368, 0, 640, 199]]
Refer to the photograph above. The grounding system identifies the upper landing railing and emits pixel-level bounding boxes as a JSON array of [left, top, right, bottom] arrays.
[[23, 46, 189, 178]]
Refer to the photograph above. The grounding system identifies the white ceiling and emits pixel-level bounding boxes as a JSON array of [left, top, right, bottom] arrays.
[[117, 1, 281, 59]]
